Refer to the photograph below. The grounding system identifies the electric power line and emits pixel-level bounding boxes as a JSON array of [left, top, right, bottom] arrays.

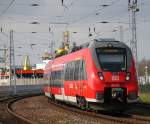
[[0, 0, 15, 18], [69, 0, 119, 25]]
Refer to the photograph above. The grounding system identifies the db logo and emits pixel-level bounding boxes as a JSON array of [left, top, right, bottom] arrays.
[[112, 75, 119, 81]]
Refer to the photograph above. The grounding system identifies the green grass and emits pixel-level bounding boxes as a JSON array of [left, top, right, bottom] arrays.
[[140, 93, 150, 103]]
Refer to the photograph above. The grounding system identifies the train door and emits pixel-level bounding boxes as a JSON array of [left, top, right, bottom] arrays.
[[48, 61, 54, 99], [79, 59, 87, 97], [60, 64, 65, 100], [78, 59, 87, 96], [79, 60, 83, 96], [74, 60, 82, 96], [48, 68, 54, 99]]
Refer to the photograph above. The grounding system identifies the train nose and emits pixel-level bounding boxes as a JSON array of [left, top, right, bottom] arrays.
[[104, 88, 127, 103]]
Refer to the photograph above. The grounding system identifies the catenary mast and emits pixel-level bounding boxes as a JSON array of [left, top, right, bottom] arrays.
[[128, 0, 139, 75]]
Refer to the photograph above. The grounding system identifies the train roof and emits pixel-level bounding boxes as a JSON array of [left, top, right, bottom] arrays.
[[90, 38, 129, 49], [73, 38, 130, 52], [54, 38, 131, 59], [49, 38, 132, 72]]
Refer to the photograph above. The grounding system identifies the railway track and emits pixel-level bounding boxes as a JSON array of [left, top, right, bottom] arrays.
[[0, 96, 25, 124], [135, 103, 150, 109], [48, 100, 150, 124], [0, 93, 41, 124], [126, 103, 150, 123], [7, 95, 150, 124], [7, 95, 39, 124]]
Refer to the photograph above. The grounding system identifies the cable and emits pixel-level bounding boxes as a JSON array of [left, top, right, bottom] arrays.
[[0, 0, 15, 18], [69, 0, 119, 25], [139, 0, 150, 6], [67, 0, 79, 8]]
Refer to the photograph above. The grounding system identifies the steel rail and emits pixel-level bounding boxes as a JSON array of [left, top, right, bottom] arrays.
[[6, 95, 150, 124], [48, 100, 150, 124], [7, 93, 42, 124]]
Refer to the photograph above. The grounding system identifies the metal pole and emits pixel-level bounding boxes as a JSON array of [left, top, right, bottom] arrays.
[[9, 30, 12, 91], [48, 27, 54, 96], [12, 30, 16, 94], [128, 0, 139, 78], [119, 25, 123, 42], [9, 30, 16, 94], [145, 65, 148, 84]]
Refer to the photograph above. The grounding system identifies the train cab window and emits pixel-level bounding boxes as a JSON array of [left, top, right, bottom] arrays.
[[96, 48, 127, 72]]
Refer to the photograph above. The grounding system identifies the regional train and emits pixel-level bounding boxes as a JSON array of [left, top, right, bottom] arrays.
[[43, 38, 139, 110]]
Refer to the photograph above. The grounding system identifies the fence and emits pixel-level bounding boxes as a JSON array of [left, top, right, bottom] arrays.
[[139, 84, 150, 93], [0, 78, 47, 96], [1, 78, 149, 95]]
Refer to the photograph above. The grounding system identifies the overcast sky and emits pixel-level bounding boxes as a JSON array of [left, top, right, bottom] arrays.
[[0, 0, 150, 65]]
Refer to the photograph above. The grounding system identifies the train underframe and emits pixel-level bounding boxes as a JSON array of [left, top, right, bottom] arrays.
[[45, 86, 138, 112]]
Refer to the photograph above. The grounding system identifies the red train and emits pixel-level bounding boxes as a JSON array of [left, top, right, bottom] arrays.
[[44, 38, 139, 110]]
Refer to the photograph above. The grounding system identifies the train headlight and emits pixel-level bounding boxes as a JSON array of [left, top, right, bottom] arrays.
[[126, 72, 131, 81], [98, 72, 104, 80]]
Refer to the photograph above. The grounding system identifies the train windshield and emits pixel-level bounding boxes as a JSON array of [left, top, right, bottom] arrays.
[[96, 48, 126, 72]]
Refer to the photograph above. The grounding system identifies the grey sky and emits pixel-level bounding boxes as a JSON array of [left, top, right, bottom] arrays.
[[0, 0, 150, 65]]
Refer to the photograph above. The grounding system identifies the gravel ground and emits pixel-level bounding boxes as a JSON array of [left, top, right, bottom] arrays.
[[12, 96, 116, 124]]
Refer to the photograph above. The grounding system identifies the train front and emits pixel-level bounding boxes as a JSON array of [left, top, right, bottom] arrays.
[[90, 39, 139, 106]]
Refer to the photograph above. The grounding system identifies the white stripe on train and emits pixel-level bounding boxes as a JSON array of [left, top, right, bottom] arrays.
[[45, 92, 104, 103]]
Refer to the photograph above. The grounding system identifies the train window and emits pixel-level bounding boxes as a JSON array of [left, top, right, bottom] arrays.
[[65, 64, 68, 80], [74, 60, 80, 80], [51, 70, 63, 80], [81, 60, 87, 80], [50, 70, 64, 87], [65, 62, 74, 80], [70, 62, 74, 80], [96, 48, 126, 72], [65, 59, 87, 81]]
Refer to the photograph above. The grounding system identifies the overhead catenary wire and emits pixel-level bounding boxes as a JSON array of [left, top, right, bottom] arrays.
[[140, 0, 150, 6], [0, 0, 132, 28], [64, 0, 79, 9], [69, 0, 119, 25], [0, 0, 149, 65], [0, 0, 148, 26], [0, 0, 15, 18]]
